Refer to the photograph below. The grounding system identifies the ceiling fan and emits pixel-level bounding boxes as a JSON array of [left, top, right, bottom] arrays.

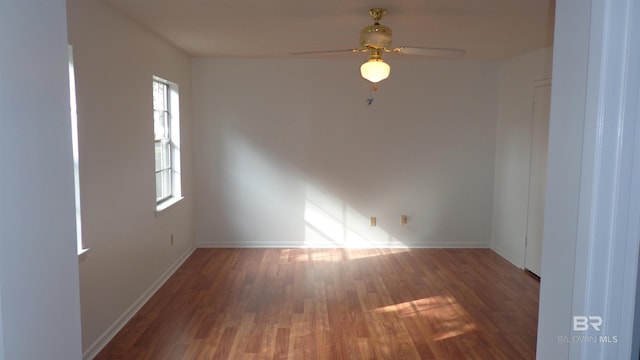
[[292, 8, 466, 83]]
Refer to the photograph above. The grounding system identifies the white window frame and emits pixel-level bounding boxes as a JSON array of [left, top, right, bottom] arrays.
[[153, 76, 182, 211]]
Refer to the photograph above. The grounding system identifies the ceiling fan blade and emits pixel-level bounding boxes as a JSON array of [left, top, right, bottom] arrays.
[[393, 47, 466, 58], [290, 49, 363, 55]]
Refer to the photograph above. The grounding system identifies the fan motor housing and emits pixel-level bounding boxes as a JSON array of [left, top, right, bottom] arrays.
[[360, 24, 392, 49]]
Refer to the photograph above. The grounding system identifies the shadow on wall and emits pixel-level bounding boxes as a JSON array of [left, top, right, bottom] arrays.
[[216, 130, 415, 248], [304, 184, 406, 248]]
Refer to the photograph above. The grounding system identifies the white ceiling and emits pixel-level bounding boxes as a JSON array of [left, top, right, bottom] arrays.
[[103, 0, 555, 61]]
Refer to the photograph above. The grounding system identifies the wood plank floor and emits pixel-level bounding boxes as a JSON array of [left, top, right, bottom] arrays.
[[96, 248, 539, 359]]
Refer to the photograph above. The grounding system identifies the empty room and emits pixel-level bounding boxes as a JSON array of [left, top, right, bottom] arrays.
[[3, 0, 640, 359]]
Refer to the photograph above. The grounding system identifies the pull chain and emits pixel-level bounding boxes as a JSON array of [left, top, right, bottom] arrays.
[[366, 83, 378, 106]]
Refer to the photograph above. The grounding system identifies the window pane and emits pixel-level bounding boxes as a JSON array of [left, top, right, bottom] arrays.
[[162, 142, 171, 169], [156, 172, 163, 200], [155, 142, 162, 171], [154, 110, 168, 140], [155, 141, 171, 171], [156, 169, 172, 201], [162, 169, 172, 198], [153, 81, 166, 110]]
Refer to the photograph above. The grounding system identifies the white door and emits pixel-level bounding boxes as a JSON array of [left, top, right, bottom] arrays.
[[525, 82, 551, 277]]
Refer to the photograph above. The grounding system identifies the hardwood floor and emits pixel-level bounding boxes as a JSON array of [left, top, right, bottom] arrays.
[[96, 248, 539, 359]]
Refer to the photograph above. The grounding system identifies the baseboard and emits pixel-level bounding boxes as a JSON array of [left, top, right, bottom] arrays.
[[82, 245, 196, 360]]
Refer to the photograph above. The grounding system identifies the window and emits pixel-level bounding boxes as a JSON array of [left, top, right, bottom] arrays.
[[153, 76, 182, 210]]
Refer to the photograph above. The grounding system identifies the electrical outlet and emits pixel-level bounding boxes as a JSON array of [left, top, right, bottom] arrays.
[[370, 217, 377, 227]]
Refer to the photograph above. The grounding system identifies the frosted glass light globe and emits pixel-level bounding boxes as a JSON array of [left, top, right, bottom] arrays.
[[360, 59, 390, 83]]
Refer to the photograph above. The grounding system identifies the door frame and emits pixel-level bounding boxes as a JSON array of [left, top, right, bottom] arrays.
[[524, 78, 552, 276]]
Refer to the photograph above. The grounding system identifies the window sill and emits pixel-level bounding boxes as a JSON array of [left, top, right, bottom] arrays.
[[156, 196, 184, 213], [78, 247, 90, 261]]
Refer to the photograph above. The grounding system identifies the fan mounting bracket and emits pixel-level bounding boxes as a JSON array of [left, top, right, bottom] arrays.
[[369, 8, 386, 23]]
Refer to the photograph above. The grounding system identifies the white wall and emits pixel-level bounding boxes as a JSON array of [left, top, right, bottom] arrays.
[[65, 0, 196, 356], [193, 58, 499, 248], [0, 0, 83, 359], [491, 47, 553, 268]]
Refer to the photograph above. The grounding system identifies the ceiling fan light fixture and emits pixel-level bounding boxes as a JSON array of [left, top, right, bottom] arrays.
[[360, 24, 392, 49], [290, 8, 464, 83], [360, 58, 390, 83]]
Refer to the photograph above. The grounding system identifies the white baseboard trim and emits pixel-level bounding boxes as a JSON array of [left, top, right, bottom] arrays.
[[82, 245, 196, 360], [196, 241, 490, 249]]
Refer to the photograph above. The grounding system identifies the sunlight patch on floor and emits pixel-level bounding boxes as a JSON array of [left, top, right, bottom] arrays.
[[344, 247, 409, 260], [375, 295, 476, 341], [282, 247, 411, 263], [293, 248, 347, 262]]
